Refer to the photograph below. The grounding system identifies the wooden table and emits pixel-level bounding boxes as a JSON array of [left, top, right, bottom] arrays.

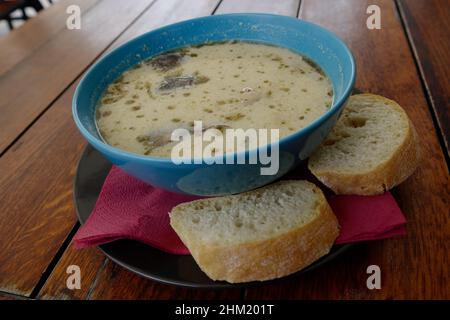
[[0, 0, 448, 300]]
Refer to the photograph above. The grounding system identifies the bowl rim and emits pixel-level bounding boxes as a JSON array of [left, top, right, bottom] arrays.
[[73, 13, 356, 165]]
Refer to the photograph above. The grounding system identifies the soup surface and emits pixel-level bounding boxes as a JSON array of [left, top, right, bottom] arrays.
[[96, 41, 333, 157]]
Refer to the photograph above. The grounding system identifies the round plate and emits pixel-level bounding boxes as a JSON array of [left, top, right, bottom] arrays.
[[74, 145, 353, 288]]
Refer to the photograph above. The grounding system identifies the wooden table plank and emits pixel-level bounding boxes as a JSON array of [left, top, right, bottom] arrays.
[[38, 244, 109, 300], [105, 0, 221, 46], [397, 0, 450, 158], [216, 0, 300, 16], [0, 0, 227, 299], [0, 0, 99, 76], [0, 83, 86, 296], [38, 242, 241, 300], [0, 292, 29, 300], [0, 0, 155, 155], [243, 0, 450, 299]]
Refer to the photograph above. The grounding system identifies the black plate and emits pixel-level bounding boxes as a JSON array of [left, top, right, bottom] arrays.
[[74, 145, 352, 288]]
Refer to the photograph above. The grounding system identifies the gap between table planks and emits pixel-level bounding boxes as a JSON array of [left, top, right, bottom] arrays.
[[0, 0, 447, 299], [397, 0, 450, 161]]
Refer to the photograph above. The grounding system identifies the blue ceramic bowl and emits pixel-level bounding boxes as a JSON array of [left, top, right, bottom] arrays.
[[73, 13, 355, 196]]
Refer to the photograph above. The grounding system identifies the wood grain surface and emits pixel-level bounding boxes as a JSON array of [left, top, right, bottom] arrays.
[[39, 243, 241, 300], [0, 0, 99, 76], [0, 292, 29, 300], [0, 0, 448, 300], [397, 0, 450, 158], [0, 0, 155, 155], [0, 82, 86, 296], [215, 0, 300, 16], [245, 0, 450, 299], [107, 0, 221, 49]]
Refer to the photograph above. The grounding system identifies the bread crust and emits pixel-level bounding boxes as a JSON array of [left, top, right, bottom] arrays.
[[170, 183, 339, 283], [308, 94, 421, 195]]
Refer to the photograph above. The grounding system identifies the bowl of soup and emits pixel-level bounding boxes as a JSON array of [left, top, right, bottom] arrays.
[[73, 13, 355, 195]]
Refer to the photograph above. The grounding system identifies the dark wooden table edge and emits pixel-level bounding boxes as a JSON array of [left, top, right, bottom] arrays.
[[0, 290, 33, 300]]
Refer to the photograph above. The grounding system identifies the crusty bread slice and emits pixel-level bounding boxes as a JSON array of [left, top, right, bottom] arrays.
[[308, 93, 421, 195], [170, 180, 339, 283]]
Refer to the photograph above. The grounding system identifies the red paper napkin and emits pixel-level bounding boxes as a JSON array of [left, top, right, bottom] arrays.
[[74, 166, 407, 254]]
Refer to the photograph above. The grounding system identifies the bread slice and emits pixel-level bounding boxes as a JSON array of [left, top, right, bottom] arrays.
[[308, 93, 421, 195], [169, 180, 339, 283]]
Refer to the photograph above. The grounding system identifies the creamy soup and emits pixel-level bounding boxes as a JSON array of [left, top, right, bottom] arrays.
[[96, 41, 333, 157]]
